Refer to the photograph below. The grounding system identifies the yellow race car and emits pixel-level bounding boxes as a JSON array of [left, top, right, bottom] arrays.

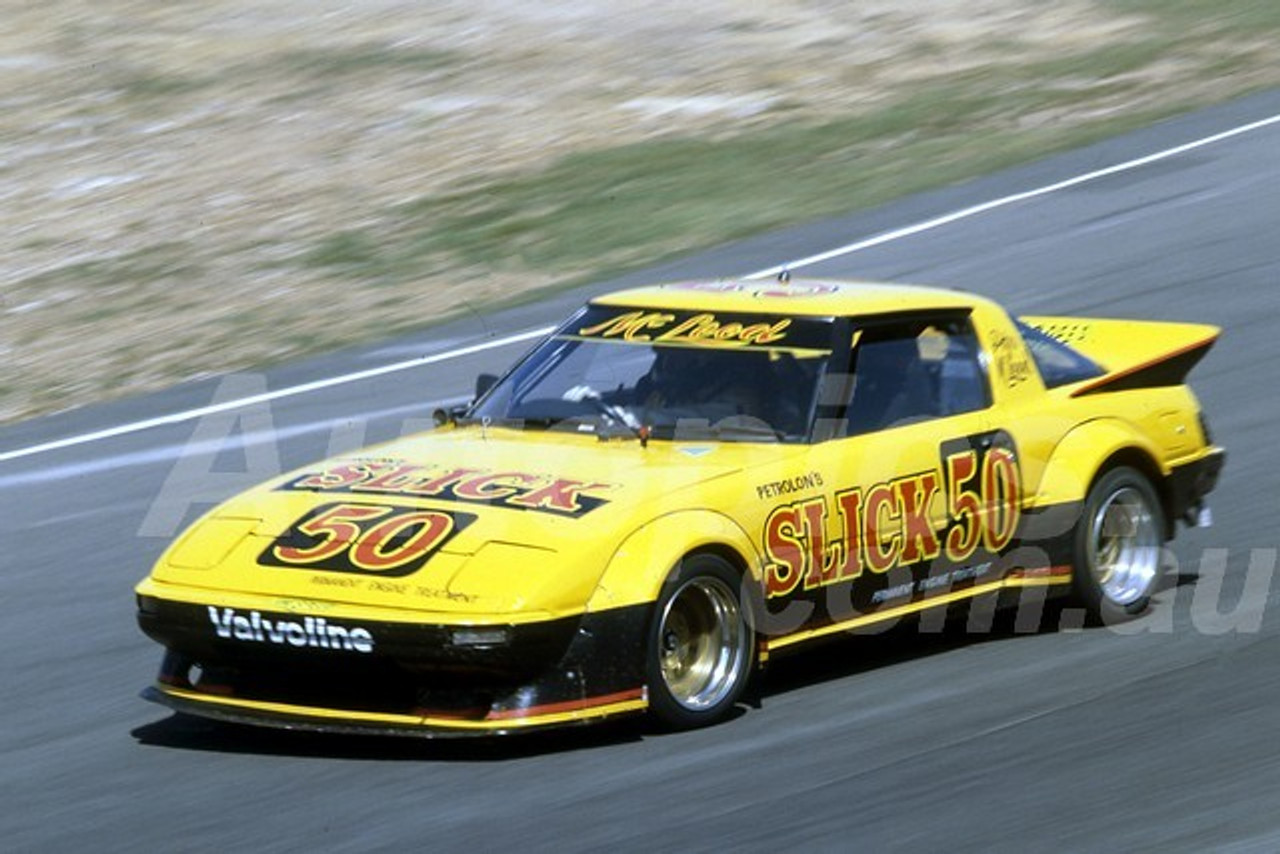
[[136, 278, 1224, 735]]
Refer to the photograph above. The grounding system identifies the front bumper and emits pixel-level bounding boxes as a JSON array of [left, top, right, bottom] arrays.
[[137, 596, 649, 736]]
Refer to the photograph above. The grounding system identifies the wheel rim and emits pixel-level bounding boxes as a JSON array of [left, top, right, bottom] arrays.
[[657, 576, 748, 711], [1089, 485, 1160, 606]]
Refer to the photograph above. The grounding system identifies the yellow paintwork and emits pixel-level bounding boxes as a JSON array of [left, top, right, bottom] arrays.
[[586, 508, 764, 612], [593, 278, 985, 317], [136, 278, 1223, 731], [144, 431, 800, 623], [140, 280, 1220, 623], [1020, 316, 1220, 382]]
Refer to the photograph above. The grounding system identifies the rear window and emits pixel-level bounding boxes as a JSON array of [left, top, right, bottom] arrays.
[[1016, 320, 1104, 388]]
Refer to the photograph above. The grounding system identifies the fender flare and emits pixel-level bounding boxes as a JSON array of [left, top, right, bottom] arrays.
[[585, 510, 762, 614], [1032, 418, 1165, 510]]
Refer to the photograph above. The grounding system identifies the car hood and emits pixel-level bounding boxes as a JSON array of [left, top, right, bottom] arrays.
[[148, 425, 795, 618]]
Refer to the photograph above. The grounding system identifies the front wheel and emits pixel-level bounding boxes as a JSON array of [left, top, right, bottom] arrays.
[[1072, 466, 1165, 623], [646, 554, 755, 730]]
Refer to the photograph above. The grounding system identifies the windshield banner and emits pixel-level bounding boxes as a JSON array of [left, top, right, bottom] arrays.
[[569, 305, 833, 351]]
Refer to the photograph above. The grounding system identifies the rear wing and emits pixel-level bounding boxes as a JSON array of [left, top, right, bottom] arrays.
[[1019, 316, 1220, 397]]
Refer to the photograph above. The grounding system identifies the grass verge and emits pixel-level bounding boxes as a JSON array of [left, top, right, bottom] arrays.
[[6, 3, 1280, 424]]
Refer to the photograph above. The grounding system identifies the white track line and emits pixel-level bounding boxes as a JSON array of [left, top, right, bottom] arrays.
[[4, 109, 1280, 464], [0, 396, 471, 488], [744, 111, 1280, 280], [0, 327, 551, 463]]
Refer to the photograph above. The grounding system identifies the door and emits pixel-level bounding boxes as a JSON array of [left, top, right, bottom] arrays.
[[760, 312, 1015, 641]]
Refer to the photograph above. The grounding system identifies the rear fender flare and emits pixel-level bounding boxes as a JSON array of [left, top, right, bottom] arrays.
[[1033, 418, 1165, 510]]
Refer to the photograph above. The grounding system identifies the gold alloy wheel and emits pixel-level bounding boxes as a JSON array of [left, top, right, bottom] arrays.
[[1088, 484, 1161, 606], [657, 575, 749, 711]]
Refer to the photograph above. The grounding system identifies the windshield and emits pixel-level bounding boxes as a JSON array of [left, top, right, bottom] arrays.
[[471, 305, 835, 443]]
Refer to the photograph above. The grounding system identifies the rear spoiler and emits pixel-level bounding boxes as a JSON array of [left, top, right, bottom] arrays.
[[1019, 316, 1220, 397]]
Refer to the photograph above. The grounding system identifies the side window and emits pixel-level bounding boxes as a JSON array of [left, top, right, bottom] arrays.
[[844, 316, 989, 435], [1015, 320, 1104, 388]]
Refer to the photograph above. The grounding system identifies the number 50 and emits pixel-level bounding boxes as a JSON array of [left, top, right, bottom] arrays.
[[944, 447, 1021, 562], [263, 502, 466, 576]]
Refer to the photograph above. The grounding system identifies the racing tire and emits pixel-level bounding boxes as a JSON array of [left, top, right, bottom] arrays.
[[1071, 466, 1165, 624], [646, 554, 755, 730]]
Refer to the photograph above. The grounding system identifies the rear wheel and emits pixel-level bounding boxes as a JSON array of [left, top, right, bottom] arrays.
[[1072, 466, 1165, 623], [646, 554, 755, 729]]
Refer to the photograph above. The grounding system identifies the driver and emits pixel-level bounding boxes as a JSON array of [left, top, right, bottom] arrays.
[[639, 346, 767, 418]]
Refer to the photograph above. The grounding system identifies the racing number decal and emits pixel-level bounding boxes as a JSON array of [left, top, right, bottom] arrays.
[[274, 505, 451, 571], [763, 441, 1022, 598], [259, 502, 472, 577], [943, 446, 1021, 563]]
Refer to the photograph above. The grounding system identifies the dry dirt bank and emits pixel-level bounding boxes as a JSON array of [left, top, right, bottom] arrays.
[[1, 1, 1272, 422]]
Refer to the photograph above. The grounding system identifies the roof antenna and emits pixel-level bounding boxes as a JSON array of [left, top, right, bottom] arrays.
[[777, 267, 791, 283], [461, 295, 493, 340]]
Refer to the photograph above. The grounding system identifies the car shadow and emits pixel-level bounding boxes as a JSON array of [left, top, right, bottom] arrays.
[[753, 608, 1047, 702], [758, 567, 1199, 698], [130, 711, 646, 761], [131, 571, 1199, 760]]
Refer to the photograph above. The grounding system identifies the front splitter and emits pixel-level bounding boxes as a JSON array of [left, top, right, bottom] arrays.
[[142, 683, 648, 739]]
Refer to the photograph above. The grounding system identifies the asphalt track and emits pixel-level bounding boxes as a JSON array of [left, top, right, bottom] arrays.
[[4, 90, 1280, 852]]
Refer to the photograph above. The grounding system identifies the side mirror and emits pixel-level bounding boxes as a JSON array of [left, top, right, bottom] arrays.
[[474, 373, 499, 402], [436, 373, 499, 428], [432, 403, 471, 428]]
